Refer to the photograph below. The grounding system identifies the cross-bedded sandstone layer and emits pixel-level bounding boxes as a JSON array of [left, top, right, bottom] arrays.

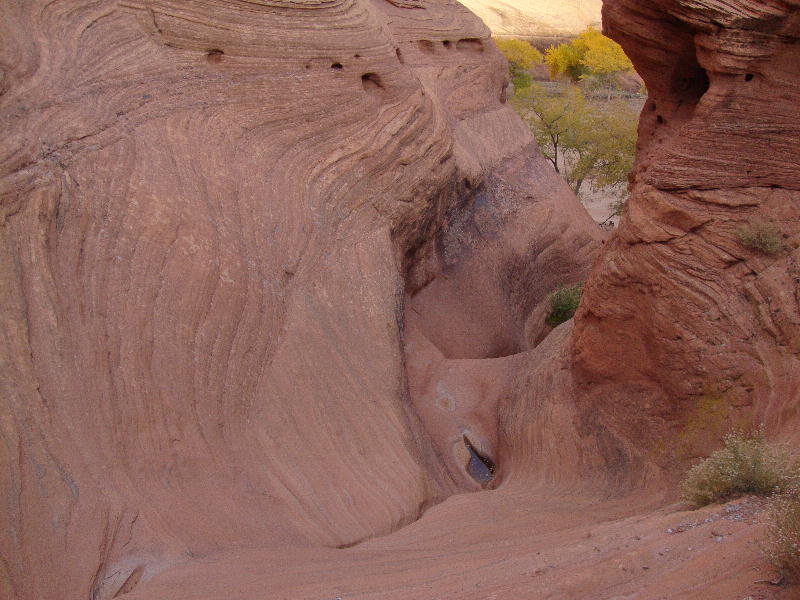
[[1, 1, 603, 598], [1, 1, 798, 600]]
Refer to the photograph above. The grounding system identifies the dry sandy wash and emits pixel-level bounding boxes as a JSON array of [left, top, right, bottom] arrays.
[[1, 1, 799, 599]]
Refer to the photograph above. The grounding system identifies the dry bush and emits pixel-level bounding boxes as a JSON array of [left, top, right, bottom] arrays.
[[680, 429, 796, 507], [736, 221, 784, 254], [764, 483, 800, 583]]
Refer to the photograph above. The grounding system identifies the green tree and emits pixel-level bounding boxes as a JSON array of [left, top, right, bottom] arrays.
[[511, 84, 589, 182], [583, 100, 638, 191], [511, 84, 637, 198], [495, 38, 543, 90]]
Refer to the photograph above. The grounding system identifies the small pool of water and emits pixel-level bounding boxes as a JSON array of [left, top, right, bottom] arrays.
[[463, 435, 495, 485]]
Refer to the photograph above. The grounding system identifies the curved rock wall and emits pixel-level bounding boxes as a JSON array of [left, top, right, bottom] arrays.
[[0, 1, 602, 598]]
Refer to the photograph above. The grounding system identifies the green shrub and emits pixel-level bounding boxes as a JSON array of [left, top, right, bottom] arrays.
[[736, 221, 784, 254], [546, 282, 584, 327], [764, 482, 800, 583], [510, 66, 532, 90], [680, 428, 796, 507]]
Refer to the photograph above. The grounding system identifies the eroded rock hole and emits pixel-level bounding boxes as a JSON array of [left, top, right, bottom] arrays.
[[396, 48, 404, 63], [331, 62, 343, 70], [680, 68, 710, 99], [656, 114, 664, 124], [418, 40, 436, 53], [745, 73, 754, 82], [699, 70, 710, 94], [463, 435, 495, 485], [443, 40, 452, 49], [457, 38, 484, 52], [205, 49, 224, 64], [361, 73, 383, 92]]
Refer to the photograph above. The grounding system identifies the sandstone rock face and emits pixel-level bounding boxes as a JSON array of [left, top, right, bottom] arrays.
[[574, 0, 800, 456], [1, 1, 604, 598], [2, 1, 799, 599], [457, 0, 602, 42]]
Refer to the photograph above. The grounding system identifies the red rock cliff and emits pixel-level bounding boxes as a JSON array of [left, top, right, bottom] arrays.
[[575, 0, 800, 457]]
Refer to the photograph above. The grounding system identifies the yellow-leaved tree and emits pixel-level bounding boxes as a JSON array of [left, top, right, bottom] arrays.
[[545, 27, 633, 97], [494, 38, 543, 90]]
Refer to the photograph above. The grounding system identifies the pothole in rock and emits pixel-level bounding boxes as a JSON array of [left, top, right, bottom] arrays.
[[463, 435, 495, 486]]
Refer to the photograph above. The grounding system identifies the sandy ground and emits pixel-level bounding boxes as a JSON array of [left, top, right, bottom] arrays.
[[581, 186, 621, 227], [126, 491, 796, 600]]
